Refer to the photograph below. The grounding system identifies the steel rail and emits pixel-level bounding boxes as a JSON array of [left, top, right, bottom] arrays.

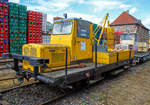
[[0, 81, 40, 93]]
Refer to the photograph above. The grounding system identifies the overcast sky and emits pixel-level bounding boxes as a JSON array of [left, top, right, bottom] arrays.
[[9, 0, 150, 29]]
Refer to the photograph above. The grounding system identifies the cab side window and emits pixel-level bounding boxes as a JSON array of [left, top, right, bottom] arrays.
[[77, 20, 90, 38]]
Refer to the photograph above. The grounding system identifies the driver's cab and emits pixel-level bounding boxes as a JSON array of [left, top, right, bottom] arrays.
[[51, 18, 93, 63]]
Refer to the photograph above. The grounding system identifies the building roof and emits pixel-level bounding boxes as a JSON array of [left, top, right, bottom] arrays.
[[110, 11, 149, 30]]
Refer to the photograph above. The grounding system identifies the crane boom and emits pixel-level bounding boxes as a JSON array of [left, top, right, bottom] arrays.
[[93, 13, 109, 45], [97, 13, 109, 45]]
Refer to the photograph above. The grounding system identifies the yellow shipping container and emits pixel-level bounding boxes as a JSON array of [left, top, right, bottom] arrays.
[[93, 52, 117, 64], [93, 50, 134, 64], [138, 42, 148, 52], [138, 42, 147, 47], [118, 50, 134, 61], [22, 44, 71, 73], [138, 47, 148, 52]]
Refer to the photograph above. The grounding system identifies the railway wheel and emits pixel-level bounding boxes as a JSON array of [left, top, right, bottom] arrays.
[[72, 79, 89, 89]]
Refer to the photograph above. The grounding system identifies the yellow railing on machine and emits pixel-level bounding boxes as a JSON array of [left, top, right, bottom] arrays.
[[93, 13, 109, 45]]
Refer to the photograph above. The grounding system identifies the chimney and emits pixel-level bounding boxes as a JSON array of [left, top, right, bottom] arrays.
[[63, 13, 67, 18], [126, 10, 129, 13]]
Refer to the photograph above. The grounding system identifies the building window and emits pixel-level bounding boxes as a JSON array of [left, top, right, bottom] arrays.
[[126, 26, 130, 33], [120, 34, 133, 40]]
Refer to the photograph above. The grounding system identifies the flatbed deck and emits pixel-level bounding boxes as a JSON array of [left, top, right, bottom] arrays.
[[38, 61, 129, 87], [41, 63, 103, 79]]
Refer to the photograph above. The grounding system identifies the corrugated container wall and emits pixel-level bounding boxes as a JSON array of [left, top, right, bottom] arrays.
[[42, 21, 52, 44], [27, 10, 42, 43], [9, 2, 27, 54], [42, 13, 47, 34], [46, 21, 52, 34], [42, 35, 51, 44], [0, 1, 9, 56]]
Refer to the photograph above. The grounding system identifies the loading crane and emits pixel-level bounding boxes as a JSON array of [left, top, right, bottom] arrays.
[[94, 13, 109, 45]]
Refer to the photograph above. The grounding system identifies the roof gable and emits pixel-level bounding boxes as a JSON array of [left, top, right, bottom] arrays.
[[110, 12, 138, 25]]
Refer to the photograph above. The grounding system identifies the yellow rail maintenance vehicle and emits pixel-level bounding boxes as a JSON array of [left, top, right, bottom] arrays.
[[22, 18, 94, 73], [3, 14, 135, 88]]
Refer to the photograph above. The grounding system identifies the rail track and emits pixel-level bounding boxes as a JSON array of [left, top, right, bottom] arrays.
[[0, 57, 13, 70], [0, 81, 40, 93], [0, 80, 71, 105], [0, 81, 40, 105], [0, 57, 22, 71], [0, 57, 13, 63], [0, 77, 18, 82], [38, 78, 107, 105], [39, 90, 72, 105], [0, 73, 115, 105]]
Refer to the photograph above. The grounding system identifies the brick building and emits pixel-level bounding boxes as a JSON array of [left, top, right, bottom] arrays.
[[110, 11, 149, 47]]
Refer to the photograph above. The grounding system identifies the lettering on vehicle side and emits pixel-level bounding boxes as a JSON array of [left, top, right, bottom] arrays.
[[49, 50, 55, 52]]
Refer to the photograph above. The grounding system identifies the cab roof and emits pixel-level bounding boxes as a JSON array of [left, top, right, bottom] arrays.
[[54, 17, 92, 24]]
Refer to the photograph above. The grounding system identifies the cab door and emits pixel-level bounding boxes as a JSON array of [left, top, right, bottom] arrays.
[[73, 20, 92, 61]]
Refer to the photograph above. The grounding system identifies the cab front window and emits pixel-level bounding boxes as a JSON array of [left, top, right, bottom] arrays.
[[52, 21, 73, 35]]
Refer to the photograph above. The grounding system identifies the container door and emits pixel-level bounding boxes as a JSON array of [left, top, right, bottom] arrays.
[[73, 20, 92, 61]]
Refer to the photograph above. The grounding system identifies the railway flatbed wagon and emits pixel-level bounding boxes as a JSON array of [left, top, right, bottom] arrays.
[[133, 52, 150, 64], [34, 60, 130, 87], [2, 53, 131, 88], [2, 51, 150, 88]]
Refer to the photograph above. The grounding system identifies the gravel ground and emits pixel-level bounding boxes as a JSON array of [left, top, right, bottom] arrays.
[[52, 61, 150, 105], [2, 83, 64, 105]]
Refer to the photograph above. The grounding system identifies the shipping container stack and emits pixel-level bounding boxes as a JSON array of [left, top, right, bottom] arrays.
[[18, 4, 27, 54], [42, 13, 47, 34], [0, 1, 9, 57], [42, 35, 50, 44], [46, 21, 52, 34], [9, 2, 27, 54], [27, 10, 42, 43], [42, 13, 49, 44], [42, 21, 52, 44]]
